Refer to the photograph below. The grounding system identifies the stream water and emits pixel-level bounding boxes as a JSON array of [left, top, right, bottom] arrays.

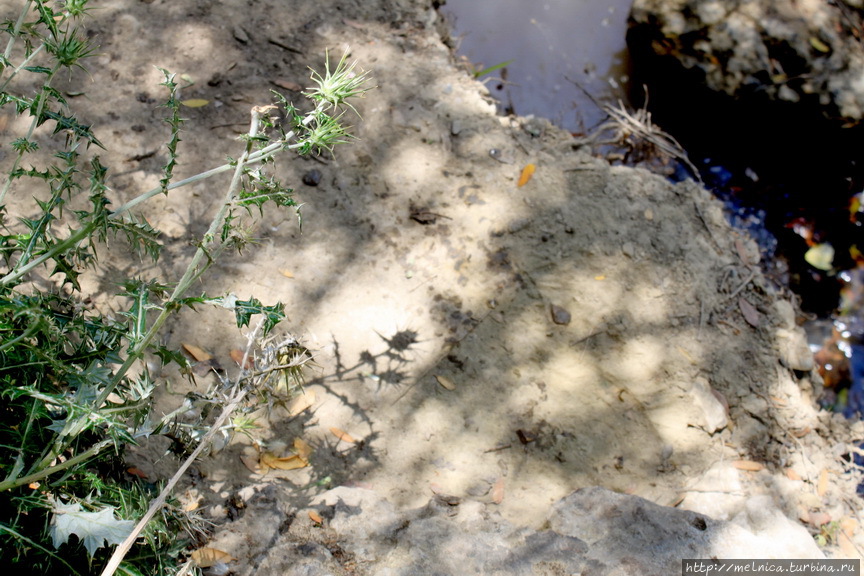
[[439, 0, 634, 132], [438, 1, 864, 412]]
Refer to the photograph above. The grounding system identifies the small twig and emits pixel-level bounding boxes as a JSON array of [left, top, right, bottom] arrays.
[[101, 385, 251, 576], [267, 38, 303, 54], [724, 268, 757, 302]]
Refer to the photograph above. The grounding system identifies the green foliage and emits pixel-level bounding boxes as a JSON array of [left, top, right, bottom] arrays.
[[471, 59, 514, 79], [0, 1, 370, 574]]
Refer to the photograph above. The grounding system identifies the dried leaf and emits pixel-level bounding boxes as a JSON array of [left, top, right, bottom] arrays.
[[278, 268, 294, 278], [329, 427, 356, 444], [260, 451, 308, 471], [181, 98, 209, 108], [516, 429, 536, 444], [435, 374, 456, 391], [817, 468, 829, 497], [182, 343, 212, 362], [517, 163, 536, 187], [182, 495, 201, 512], [732, 460, 764, 472], [126, 467, 148, 479], [738, 297, 761, 327], [294, 437, 314, 460], [272, 79, 303, 92], [840, 517, 858, 534], [491, 477, 505, 504], [191, 547, 234, 568], [308, 510, 323, 524], [808, 511, 831, 528], [786, 468, 802, 481], [229, 348, 254, 369], [809, 36, 830, 53], [240, 451, 262, 474], [735, 238, 756, 266], [342, 19, 366, 29], [805, 243, 834, 271], [287, 389, 316, 416]]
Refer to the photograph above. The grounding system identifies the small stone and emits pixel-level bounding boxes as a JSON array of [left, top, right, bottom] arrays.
[[302, 169, 322, 186], [467, 482, 491, 497], [233, 25, 250, 44], [776, 327, 815, 371], [622, 242, 636, 257], [550, 304, 571, 325], [690, 377, 728, 434]]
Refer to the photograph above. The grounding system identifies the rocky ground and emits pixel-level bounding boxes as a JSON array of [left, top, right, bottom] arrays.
[[17, 0, 864, 572]]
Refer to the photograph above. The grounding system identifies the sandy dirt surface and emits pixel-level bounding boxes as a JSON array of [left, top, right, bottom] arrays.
[[16, 0, 864, 569]]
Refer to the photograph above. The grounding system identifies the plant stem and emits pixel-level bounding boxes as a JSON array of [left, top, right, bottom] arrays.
[[0, 134, 293, 288], [1, 0, 33, 63], [99, 333, 257, 576], [0, 60, 62, 205], [25, 106, 270, 477], [0, 438, 113, 492]]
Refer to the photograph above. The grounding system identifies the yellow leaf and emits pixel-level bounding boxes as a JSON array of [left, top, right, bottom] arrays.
[[732, 460, 764, 472], [330, 427, 356, 443], [182, 343, 212, 362], [809, 36, 830, 53], [517, 163, 536, 187], [191, 547, 234, 567], [260, 451, 308, 471], [435, 374, 456, 391], [817, 468, 829, 497], [308, 510, 323, 524], [278, 268, 294, 278], [294, 437, 314, 460], [804, 243, 834, 271], [181, 98, 209, 108]]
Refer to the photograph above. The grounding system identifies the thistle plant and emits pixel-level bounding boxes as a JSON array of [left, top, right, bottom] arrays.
[[0, 1, 371, 574]]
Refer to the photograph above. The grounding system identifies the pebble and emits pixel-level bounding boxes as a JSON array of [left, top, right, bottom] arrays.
[[776, 327, 815, 371], [689, 377, 728, 434], [233, 26, 250, 44], [302, 169, 322, 186], [550, 304, 572, 325]]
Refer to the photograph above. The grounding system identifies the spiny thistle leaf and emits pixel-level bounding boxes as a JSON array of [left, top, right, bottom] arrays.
[[50, 501, 135, 558]]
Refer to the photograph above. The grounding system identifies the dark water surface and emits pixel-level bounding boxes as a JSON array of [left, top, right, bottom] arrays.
[[439, 0, 634, 132]]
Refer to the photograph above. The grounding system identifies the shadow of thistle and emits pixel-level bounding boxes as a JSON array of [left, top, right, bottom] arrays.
[[322, 328, 422, 392]]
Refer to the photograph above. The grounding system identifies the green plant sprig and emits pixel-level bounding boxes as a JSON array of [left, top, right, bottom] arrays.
[[0, 1, 372, 570]]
